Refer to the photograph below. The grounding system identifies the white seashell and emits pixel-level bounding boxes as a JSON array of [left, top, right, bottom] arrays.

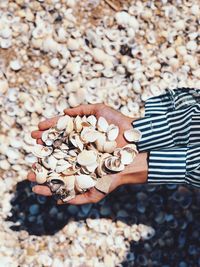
[[80, 127, 99, 143], [0, 38, 12, 49], [103, 141, 117, 153], [35, 163, 48, 184], [104, 156, 124, 172], [77, 150, 97, 166], [67, 38, 80, 50], [6, 147, 20, 160], [124, 128, 142, 142], [62, 175, 75, 190], [66, 61, 81, 76], [42, 155, 58, 170], [75, 175, 96, 190], [0, 27, 12, 39], [56, 115, 74, 134], [0, 78, 9, 94], [186, 40, 197, 51], [120, 150, 134, 165], [85, 162, 98, 173], [32, 144, 53, 158], [92, 48, 108, 63], [87, 115, 97, 127], [56, 159, 72, 173], [115, 11, 139, 30], [97, 117, 109, 133], [49, 58, 60, 68], [74, 116, 83, 132], [107, 125, 119, 141], [10, 60, 22, 71], [95, 133, 106, 152], [69, 133, 84, 150]]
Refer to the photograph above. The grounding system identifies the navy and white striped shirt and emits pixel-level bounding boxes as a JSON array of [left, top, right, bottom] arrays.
[[132, 88, 200, 188]]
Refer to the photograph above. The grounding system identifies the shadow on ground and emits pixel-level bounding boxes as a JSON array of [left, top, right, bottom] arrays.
[[6, 180, 200, 266]]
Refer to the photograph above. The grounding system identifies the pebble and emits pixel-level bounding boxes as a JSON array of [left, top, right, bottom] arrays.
[[29, 204, 40, 215]]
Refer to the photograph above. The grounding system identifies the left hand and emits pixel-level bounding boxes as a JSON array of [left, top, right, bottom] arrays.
[[27, 153, 148, 205], [27, 170, 122, 205]]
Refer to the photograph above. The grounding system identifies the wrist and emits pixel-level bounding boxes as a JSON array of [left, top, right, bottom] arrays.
[[119, 152, 148, 185]]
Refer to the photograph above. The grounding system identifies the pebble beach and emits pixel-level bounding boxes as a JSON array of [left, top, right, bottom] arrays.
[[0, 0, 200, 266]]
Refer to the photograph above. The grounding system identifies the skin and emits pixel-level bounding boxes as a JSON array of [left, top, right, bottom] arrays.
[[28, 104, 148, 205]]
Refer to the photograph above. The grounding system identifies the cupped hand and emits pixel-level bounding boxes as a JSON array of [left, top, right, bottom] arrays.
[[27, 168, 122, 205], [27, 153, 148, 205], [31, 103, 136, 147], [29, 104, 144, 205]]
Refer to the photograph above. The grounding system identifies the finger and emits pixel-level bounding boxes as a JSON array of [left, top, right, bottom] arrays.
[[27, 171, 36, 182], [57, 187, 104, 205], [57, 193, 91, 205], [37, 138, 44, 145], [31, 130, 43, 139], [64, 104, 101, 117], [32, 185, 52, 196], [38, 116, 60, 131]]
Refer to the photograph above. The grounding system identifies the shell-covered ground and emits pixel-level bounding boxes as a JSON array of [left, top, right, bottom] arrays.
[[0, 0, 200, 266]]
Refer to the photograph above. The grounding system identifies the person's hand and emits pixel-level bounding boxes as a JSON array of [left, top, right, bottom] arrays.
[[31, 103, 137, 147], [27, 153, 148, 205], [29, 103, 145, 205]]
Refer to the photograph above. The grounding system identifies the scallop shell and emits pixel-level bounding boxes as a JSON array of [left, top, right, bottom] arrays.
[[124, 128, 142, 142]]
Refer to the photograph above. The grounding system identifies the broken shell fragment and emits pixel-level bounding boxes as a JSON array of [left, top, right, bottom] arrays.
[[124, 128, 142, 142]]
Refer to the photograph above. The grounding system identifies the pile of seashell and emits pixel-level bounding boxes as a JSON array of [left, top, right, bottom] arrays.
[[32, 115, 141, 202]]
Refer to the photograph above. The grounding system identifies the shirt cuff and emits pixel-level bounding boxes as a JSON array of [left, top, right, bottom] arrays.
[[147, 147, 187, 184], [132, 114, 175, 152]]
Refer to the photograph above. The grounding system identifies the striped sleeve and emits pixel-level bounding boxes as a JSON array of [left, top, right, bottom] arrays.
[[144, 88, 200, 116], [185, 145, 200, 187], [132, 89, 200, 151], [147, 146, 200, 188]]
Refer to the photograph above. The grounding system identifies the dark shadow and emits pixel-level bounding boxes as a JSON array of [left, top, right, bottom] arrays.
[[6, 180, 200, 266]]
